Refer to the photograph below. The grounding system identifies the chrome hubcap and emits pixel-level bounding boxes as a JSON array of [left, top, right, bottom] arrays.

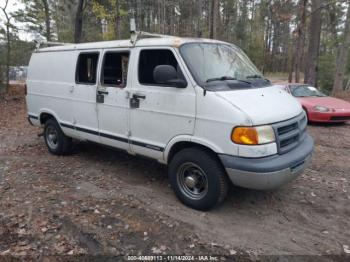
[[185, 175, 197, 188], [177, 162, 208, 200], [46, 126, 58, 149]]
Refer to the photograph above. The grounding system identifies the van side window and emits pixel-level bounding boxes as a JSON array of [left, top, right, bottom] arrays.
[[76, 53, 99, 84], [138, 49, 185, 86], [101, 52, 129, 87]]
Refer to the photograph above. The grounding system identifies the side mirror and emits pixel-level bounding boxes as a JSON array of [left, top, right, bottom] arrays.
[[153, 65, 187, 88]]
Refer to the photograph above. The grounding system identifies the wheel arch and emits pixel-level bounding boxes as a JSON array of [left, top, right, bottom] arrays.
[[165, 136, 224, 165], [39, 109, 60, 125]]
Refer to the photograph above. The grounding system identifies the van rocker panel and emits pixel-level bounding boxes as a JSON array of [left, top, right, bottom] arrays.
[[219, 134, 313, 190]]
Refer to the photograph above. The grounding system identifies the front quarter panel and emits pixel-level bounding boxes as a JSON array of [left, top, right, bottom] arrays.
[[194, 86, 252, 156]]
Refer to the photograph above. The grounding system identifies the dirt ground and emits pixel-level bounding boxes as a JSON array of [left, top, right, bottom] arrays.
[[0, 87, 350, 261]]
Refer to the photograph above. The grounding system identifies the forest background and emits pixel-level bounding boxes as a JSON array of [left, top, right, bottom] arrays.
[[1, 0, 350, 95]]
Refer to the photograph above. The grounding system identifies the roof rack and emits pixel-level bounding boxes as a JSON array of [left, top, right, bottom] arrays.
[[34, 40, 72, 50], [34, 19, 175, 50], [129, 18, 175, 45], [130, 31, 175, 45]]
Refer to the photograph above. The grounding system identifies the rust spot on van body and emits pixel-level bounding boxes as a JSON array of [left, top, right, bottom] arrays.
[[171, 38, 183, 48]]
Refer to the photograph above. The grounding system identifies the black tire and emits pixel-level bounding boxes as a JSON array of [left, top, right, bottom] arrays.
[[168, 148, 229, 211], [44, 118, 72, 155]]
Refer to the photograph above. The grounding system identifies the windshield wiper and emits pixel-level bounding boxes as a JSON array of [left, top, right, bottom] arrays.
[[205, 76, 252, 85], [246, 74, 271, 84], [246, 74, 262, 79], [206, 76, 237, 82]]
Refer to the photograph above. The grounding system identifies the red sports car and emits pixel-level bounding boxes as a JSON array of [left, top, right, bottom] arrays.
[[276, 83, 350, 123]]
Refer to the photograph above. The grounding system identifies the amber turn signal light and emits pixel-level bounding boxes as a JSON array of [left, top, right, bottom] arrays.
[[232, 127, 259, 145], [231, 125, 275, 145]]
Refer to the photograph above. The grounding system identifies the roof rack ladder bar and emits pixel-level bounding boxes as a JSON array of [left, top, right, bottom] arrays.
[[129, 18, 174, 45], [34, 40, 73, 50]]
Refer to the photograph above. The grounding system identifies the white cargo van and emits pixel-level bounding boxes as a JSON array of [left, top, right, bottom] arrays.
[[26, 35, 313, 210]]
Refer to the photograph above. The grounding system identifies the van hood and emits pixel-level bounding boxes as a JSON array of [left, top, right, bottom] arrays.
[[215, 85, 302, 125]]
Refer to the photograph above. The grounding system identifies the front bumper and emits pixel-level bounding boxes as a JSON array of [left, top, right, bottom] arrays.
[[308, 111, 350, 122], [219, 135, 314, 190]]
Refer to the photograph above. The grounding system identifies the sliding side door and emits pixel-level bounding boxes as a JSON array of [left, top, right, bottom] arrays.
[[72, 51, 100, 143]]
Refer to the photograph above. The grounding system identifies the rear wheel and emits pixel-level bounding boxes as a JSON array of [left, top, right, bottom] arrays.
[[44, 119, 72, 155], [168, 148, 229, 210]]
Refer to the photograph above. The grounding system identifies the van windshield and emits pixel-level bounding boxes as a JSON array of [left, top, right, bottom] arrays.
[[180, 43, 268, 89]]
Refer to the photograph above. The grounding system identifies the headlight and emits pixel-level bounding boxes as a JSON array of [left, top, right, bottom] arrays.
[[231, 126, 275, 145], [313, 105, 330, 112]]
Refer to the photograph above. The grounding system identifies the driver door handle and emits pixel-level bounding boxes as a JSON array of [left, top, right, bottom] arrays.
[[133, 93, 146, 99], [98, 90, 109, 95], [130, 93, 146, 109]]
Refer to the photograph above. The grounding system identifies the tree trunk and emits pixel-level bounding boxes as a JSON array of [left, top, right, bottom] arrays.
[[304, 0, 322, 87], [1, 0, 11, 93], [209, 0, 219, 39], [346, 77, 350, 90], [288, 39, 295, 83], [328, 1, 338, 47], [74, 0, 84, 43], [42, 0, 51, 41], [196, 0, 203, 37], [179, 0, 190, 36], [5, 22, 10, 93], [209, 0, 214, 39], [115, 0, 121, 39], [262, 13, 271, 74], [332, 1, 350, 95], [295, 0, 307, 83], [167, 2, 173, 35]]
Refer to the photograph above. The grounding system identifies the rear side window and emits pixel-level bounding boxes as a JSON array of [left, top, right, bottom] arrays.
[[138, 49, 185, 86], [101, 52, 129, 87], [76, 53, 99, 84]]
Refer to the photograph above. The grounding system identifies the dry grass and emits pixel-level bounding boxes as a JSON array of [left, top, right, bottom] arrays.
[[9, 83, 25, 96], [0, 83, 25, 100]]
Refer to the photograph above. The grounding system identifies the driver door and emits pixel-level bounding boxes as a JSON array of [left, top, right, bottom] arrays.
[[129, 47, 196, 160]]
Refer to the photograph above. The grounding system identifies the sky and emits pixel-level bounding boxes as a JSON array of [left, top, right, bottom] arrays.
[[0, 0, 32, 41]]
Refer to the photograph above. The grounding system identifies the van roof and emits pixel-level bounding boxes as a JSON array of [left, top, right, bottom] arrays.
[[36, 37, 230, 52]]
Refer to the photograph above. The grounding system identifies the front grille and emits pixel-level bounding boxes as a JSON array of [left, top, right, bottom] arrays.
[[280, 135, 299, 148], [330, 116, 350, 121], [278, 123, 298, 135], [273, 113, 307, 154]]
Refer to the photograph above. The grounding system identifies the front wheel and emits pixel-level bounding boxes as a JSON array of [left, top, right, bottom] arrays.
[[168, 148, 229, 210]]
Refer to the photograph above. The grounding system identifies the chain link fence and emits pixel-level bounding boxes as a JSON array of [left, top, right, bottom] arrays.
[[9, 66, 28, 82], [0, 66, 28, 95]]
